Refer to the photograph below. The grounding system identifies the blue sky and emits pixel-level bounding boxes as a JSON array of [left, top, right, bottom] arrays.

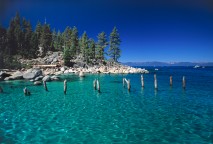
[[1, 0, 213, 62]]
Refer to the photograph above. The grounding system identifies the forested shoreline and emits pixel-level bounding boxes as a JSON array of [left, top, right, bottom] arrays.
[[0, 12, 121, 69]]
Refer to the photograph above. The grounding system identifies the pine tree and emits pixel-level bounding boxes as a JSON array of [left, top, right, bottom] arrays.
[[71, 26, 79, 57], [30, 32, 39, 58], [79, 32, 89, 62], [62, 27, 72, 66], [13, 12, 23, 55], [88, 38, 96, 60], [35, 21, 42, 42], [108, 27, 121, 62], [39, 24, 52, 56], [96, 32, 107, 60], [52, 29, 57, 51], [0, 25, 7, 68], [22, 18, 32, 58], [7, 18, 16, 56]]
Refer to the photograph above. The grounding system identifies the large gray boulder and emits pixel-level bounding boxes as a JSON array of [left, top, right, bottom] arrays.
[[4, 71, 23, 80], [23, 68, 42, 80], [42, 75, 51, 82], [11, 71, 23, 79]]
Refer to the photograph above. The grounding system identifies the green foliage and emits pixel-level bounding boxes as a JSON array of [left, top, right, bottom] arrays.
[[79, 32, 89, 62], [39, 24, 52, 56], [88, 39, 96, 60], [0, 12, 122, 69], [96, 32, 108, 60], [108, 27, 121, 62]]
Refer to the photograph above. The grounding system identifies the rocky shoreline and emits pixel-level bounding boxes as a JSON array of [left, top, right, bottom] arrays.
[[0, 64, 149, 84]]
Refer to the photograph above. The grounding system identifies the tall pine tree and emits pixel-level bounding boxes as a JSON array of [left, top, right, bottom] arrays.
[[108, 27, 121, 62], [96, 32, 107, 60]]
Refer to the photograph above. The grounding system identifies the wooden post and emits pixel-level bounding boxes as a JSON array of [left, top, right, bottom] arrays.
[[124, 78, 130, 91], [141, 74, 144, 87], [127, 79, 131, 91], [182, 76, 186, 89], [43, 81, 48, 91], [0, 86, 3, 93], [93, 79, 97, 90], [64, 79, 67, 94], [170, 76, 173, 86], [97, 79, 100, 92], [23, 87, 30, 96], [154, 74, 158, 89]]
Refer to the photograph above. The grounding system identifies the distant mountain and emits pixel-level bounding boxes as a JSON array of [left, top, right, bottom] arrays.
[[123, 62, 213, 66]]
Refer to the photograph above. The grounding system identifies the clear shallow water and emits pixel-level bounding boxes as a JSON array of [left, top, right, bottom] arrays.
[[0, 67, 212, 144]]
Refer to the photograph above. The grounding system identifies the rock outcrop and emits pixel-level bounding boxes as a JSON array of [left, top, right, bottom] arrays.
[[5, 71, 23, 80], [23, 68, 42, 80]]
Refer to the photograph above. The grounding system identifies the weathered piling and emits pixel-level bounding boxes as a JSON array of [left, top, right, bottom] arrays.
[[43, 81, 48, 91], [124, 78, 131, 91], [64, 79, 67, 94], [182, 76, 186, 89], [127, 79, 131, 91], [170, 76, 173, 86], [93, 79, 97, 90], [0, 86, 3, 93], [141, 74, 144, 87], [23, 87, 30, 96], [154, 74, 158, 89], [96, 79, 100, 92]]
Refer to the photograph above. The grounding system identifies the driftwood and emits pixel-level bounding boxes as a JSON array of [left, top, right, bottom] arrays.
[[33, 65, 60, 68]]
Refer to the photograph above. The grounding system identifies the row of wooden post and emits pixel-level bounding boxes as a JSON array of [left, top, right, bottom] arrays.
[[141, 74, 186, 90], [19, 74, 186, 95]]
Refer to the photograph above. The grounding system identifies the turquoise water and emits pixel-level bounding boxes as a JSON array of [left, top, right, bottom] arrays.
[[0, 67, 213, 144]]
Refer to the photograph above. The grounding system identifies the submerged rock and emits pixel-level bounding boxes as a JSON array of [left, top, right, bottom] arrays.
[[51, 75, 60, 81], [34, 81, 42, 85], [42, 75, 51, 82]]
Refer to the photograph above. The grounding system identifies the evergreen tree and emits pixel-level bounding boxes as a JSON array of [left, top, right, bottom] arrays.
[[96, 32, 107, 60], [13, 12, 23, 55], [7, 18, 16, 56], [39, 24, 52, 56], [108, 27, 121, 62], [62, 27, 72, 66], [70, 26, 79, 56], [0, 25, 7, 68], [88, 38, 96, 60], [57, 31, 63, 51], [30, 32, 39, 58], [35, 21, 42, 42], [79, 32, 89, 62], [22, 18, 33, 58], [52, 29, 57, 51]]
